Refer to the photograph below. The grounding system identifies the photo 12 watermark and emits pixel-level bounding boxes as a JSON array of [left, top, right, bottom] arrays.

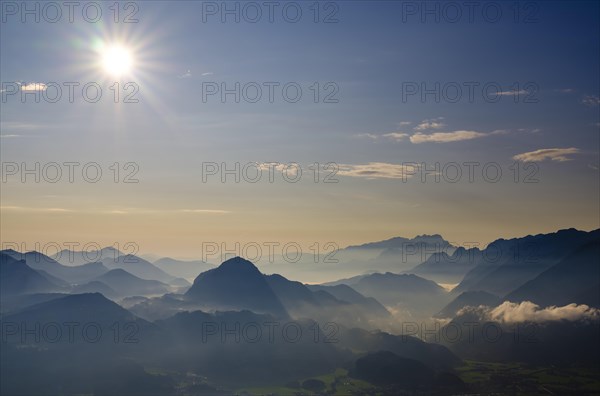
[[1, 162, 140, 183], [1, 1, 140, 24]]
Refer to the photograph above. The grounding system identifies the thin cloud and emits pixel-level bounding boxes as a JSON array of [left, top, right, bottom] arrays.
[[180, 209, 230, 214], [1, 206, 72, 213], [178, 70, 192, 79], [517, 128, 542, 134], [19, 82, 47, 91], [353, 133, 378, 140], [382, 132, 409, 142], [104, 208, 231, 215], [410, 130, 487, 143], [582, 95, 600, 106], [338, 162, 416, 179], [414, 118, 446, 131], [0, 122, 42, 130], [497, 89, 527, 96], [201, 72, 214, 76], [397, 121, 412, 126], [513, 148, 580, 162]]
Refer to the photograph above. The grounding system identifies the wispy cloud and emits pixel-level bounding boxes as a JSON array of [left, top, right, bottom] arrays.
[[497, 89, 527, 96], [177, 71, 213, 79], [410, 130, 487, 143], [516, 128, 542, 134], [0, 121, 42, 130], [109, 208, 231, 215], [397, 121, 412, 127], [582, 95, 600, 107], [414, 118, 446, 131], [382, 132, 409, 142], [338, 162, 415, 179], [353, 133, 378, 140], [1, 206, 72, 213], [180, 209, 230, 214], [178, 70, 192, 79], [513, 148, 580, 162], [554, 88, 575, 93], [2, 206, 230, 215]]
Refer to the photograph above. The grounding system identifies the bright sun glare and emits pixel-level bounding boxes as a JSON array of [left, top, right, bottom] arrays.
[[102, 45, 133, 76]]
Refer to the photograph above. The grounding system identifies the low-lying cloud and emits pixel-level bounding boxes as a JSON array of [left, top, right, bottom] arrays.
[[459, 301, 600, 323]]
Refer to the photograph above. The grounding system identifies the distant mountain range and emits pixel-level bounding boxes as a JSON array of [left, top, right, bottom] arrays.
[[452, 228, 599, 297], [153, 257, 214, 282], [1, 227, 599, 393], [505, 238, 600, 307], [0, 252, 63, 296]]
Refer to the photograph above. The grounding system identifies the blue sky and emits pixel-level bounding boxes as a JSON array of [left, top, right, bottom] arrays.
[[1, 1, 598, 258]]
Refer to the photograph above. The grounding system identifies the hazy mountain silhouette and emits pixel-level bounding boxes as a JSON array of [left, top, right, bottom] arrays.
[[52, 246, 124, 267], [154, 257, 214, 281], [406, 246, 482, 283], [101, 254, 187, 285], [1, 293, 167, 394], [91, 268, 171, 297], [0, 252, 62, 296], [307, 284, 390, 317], [1, 293, 154, 342], [185, 257, 288, 317], [350, 272, 448, 313], [1, 249, 109, 284], [453, 228, 600, 296], [156, 309, 344, 386], [265, 273, 390, 328], [505, 239, 600, 307], [0, 292, 68, 314], [3, 230, 599, 393], [333, 234, 456, 275], [440, 310, 600, 365], [337, 327, 460, 370], [345, 234, 451, 251], [72, 280, 118, 299], [321, 273, 372, 286]]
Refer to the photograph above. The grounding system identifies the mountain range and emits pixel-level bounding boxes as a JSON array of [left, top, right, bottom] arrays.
[[1, 228, 598, 393]]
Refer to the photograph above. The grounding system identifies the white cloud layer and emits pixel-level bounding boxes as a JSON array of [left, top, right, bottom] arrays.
[[513, 148, 580, 162], [489, 301, 600, 323]]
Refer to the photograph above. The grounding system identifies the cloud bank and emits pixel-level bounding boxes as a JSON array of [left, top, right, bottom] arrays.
[[458, 301, 600, 324]]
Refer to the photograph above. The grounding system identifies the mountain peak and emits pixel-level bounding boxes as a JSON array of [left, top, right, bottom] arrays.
[[185, 257, 287, 317], [219, 256, 258, 271]]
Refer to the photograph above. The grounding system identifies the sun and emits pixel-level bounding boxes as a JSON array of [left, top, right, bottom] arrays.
[[101, 45, 134, 76]]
